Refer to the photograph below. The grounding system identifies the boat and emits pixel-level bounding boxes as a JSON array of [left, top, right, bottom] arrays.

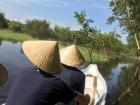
[[0, 64, 8, 87], [80, 64, 107, 105], [1, 64, 107, 105]]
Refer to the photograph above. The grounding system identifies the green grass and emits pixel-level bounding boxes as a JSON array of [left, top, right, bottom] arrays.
[[79, 46, 111, 63], [0, 29, 110, 63], [0, 30, 35, 42]]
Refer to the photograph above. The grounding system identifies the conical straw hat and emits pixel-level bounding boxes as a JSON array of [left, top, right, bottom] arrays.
[[22, 40, 62, 74], [0, 64, 8, 86], [60, 45, 86, 67]]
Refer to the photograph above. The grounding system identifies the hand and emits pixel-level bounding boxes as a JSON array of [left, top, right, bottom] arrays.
[[74, 92, 90, 105], [81, 94, 90, 105]]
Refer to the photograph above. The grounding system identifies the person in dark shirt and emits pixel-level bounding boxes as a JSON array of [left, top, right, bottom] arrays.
[[6, 67, 77, 105], [57, 64, 85, 94], [59, 44, 86, 94], [6, 41, 90, 105], [56, 45, 86, 105]]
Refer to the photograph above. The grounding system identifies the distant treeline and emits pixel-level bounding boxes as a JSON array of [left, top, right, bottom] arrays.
[[0, 10, 137, 60]]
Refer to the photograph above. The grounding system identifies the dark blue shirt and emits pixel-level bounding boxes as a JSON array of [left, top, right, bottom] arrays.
[[56, 64, 85, 94], [6, 67, 77, 105]]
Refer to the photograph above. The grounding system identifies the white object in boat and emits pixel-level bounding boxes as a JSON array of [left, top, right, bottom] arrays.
[[80, 64, 107, 105]]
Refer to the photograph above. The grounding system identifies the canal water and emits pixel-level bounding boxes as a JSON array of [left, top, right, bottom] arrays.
[[0, 40, 139, 105]]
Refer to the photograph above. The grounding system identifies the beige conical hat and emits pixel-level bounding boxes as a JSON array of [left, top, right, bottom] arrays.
[[60, 45, 86, 67], [22, 40, 62, 74]]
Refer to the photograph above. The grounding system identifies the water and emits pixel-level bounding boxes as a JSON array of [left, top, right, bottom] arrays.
[[0, 41, 33, 103], [0, 41, 139, 104]]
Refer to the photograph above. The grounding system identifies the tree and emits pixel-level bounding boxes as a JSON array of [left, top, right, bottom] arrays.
[[107, 0, 140, 51], [8, 21, 23, 32], [53, 26, 73, 42], [24, 19, 51, 39], [0, 11, 8, 29], [108, 1, 140, 104], [74, 11, 97, 62]]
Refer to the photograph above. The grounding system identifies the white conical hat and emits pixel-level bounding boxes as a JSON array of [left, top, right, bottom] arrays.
[[60, 45, 86, 67], [22, 40, 62, 74]]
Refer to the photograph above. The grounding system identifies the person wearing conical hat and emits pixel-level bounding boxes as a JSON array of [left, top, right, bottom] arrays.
[[6, 41, 90, 105], [60, 45, 97, 104], [60, 45, 86, 67], [56, 45, 86, 105]]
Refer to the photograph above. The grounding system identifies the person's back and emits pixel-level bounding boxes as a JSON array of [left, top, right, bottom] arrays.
[[56, 64, 85, 105], [57, 64, 85, 94], [6, 67, 77, 105]]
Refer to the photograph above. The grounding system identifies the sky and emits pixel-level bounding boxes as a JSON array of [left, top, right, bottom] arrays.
[[0, 0, 128, 43]]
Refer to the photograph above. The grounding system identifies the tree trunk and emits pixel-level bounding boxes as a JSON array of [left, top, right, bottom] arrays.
[[88, 48, 93, 63], [134, 33, 140, 51]]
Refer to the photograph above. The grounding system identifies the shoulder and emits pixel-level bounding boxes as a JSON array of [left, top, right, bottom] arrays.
[[43, 75, 66, 88], [62, 64, 85, 75]]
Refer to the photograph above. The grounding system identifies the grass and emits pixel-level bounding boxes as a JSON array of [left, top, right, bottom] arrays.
[[0, 30, 34, 42], [0, 29, 110, 63], [79, 46, 111, 63]]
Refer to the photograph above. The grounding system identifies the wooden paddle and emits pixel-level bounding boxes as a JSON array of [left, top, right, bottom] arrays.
[[86, 75, 99, 105]]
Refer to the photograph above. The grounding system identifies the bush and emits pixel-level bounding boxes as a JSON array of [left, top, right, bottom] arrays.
[[8, 21, 23, 32], [24, 19, 52, 39]]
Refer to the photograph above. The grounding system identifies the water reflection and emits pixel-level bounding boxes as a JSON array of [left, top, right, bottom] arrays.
[[0, 38, 18, 45], [99, 61, 139, 105], [106, 64, 129, 92]]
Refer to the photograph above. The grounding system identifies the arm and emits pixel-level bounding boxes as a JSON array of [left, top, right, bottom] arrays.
[[74, 91, 90, 105]]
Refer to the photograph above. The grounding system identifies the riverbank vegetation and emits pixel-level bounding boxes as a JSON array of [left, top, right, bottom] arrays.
[[0, 10, 133, 63]]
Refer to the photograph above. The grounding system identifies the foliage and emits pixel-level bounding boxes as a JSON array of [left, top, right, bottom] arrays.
[[0, 11, 8, 29], [74, 11, 96, 62], [8, 21, 23, 32], [74, 11, 124, 62], [53, 26, 73, 42], [24, 19, 52, 39], [108, 0, 140, 51]]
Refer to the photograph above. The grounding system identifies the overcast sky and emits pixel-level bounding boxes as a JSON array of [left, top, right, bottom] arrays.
[[0, 0, 128, 43]]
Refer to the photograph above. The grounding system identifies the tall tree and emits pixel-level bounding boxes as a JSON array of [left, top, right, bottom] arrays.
[[107, 0, 140, 51], [0, 11, 8, 29], [74, 11, 96, 62]]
